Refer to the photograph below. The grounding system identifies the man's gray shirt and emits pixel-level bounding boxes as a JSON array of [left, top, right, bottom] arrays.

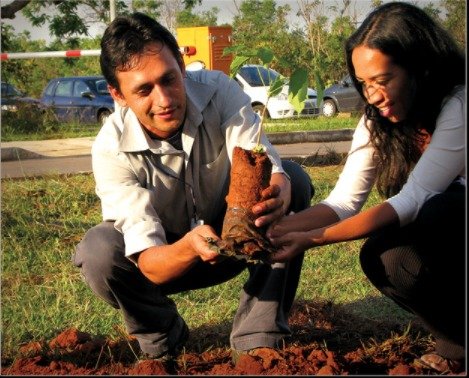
[[91, 69, 285, 260]]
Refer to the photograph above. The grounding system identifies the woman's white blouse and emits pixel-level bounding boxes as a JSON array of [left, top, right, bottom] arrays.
[[320, 86, 465, 226]]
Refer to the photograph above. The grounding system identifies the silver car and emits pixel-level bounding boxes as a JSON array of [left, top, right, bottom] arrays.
[[322, 75, 365, 117]]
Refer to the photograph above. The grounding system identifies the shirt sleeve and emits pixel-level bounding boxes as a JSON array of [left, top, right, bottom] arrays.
[[91, 119, 167, 261], [387, 87, 466, 226], [319, 115, 377, 219]]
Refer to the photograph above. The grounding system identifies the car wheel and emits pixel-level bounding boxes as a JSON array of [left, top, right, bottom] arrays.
[[252, 104, 270, 119], [322, 99, 337, 117], [98, 110, 111, 125]]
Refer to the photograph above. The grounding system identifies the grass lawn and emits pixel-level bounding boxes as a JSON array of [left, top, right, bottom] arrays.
[[0, 114, 360, 142], [0, 165, 413, 360]]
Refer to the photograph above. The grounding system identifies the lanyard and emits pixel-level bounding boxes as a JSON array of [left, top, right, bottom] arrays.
[[146, 150, 204, 230]]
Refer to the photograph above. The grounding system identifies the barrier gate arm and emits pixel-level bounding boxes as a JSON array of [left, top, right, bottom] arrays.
[[1, 46, 196, 60]]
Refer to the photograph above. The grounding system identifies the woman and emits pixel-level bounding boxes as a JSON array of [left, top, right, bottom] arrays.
[[266, 2, 465, 374]]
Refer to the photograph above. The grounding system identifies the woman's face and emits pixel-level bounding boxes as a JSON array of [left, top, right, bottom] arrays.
[[352, 45, 415, 123]]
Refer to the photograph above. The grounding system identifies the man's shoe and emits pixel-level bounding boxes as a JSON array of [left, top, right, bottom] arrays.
[[415, 353, 464, 374], [141, 321, 190, 362], [231, 349, 247, 365], [231, 347, 280, 366], [140, 325, 189, 377]]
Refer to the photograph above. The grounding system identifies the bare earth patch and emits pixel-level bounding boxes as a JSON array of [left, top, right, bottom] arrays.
[[2, 300, 465, 375]]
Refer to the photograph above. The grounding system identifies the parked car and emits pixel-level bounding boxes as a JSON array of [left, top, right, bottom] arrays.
[[185, 62, 319, 119], [322, 75, 365, 117], [234, 65, 319, 119], [40, 76, 115, 125], [1, 81, 42, 113]]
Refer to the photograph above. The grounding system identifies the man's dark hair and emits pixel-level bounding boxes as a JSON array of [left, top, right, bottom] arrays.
[[100, 12, 184, 91]]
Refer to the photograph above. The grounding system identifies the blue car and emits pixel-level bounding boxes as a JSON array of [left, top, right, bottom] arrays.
[[40, 76, 115, 125], [1, 81, 42, 114]]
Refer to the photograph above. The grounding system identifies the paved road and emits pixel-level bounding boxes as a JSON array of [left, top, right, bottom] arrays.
[[1, 155, 93, 179], [1, 133, 352, 179], [1, 141, 352, 179]]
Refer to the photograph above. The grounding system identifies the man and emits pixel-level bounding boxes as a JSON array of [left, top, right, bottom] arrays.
[[73, 12, 313, 363]]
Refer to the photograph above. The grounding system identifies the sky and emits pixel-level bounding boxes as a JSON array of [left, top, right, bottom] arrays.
[[1, 0, 442, 45]]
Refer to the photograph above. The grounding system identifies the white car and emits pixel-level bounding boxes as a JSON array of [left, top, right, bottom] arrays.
[[234, 64, 319, 119], [185, 62, 319, 119]]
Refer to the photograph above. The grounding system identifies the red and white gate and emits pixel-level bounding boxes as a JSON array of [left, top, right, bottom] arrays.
[[1, 46, 196, 61]]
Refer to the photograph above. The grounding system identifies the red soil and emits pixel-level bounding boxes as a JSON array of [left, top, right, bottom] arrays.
[[2, 300, 464, 375]]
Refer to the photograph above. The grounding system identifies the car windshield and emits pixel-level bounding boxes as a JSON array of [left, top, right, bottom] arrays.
[[92, 79, 110, 95], [239, 66, 279, 87], [1, 82, 23, 97], [342, 75, 353, 85]]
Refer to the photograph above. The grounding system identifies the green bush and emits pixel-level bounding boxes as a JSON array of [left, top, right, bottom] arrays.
[[1, 105, 59, 135]]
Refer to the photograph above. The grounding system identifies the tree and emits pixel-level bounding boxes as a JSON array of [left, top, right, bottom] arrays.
[[131, 0, 162, 21], [231, 0, 291, 73], [295, 0, 329, 106], [132, 0, 206, 33], [323, 15, 356, 85], [17, 0, 128, 44], [1, 0, 31, 19], [177, 6, 220, 27], [441, 0, 466, 49], [1, 25, 45, 94], [1, 0, 203, 42]]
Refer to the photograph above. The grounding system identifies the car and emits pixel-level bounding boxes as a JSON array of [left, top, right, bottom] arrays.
[[40, 76, 115, 125], [322, 75, 365, 117], [234, 65, 319, 119], [185, 62, 319, 119], [1, 81, 42, 113]]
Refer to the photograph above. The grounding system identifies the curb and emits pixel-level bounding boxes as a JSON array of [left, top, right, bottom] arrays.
[[0, 129, 354, 162], [1, 147, 46, 162]]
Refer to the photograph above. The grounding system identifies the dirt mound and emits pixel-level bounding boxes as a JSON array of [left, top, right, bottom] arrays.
[[1, 300, 463, 375]]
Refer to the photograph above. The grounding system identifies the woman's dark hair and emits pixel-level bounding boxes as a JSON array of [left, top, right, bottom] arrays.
[[345, 2, 465, 198], [100, 12, 184, 91]]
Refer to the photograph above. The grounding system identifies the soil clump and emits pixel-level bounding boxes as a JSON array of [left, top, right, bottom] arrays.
[[213, 146, 276, 262]]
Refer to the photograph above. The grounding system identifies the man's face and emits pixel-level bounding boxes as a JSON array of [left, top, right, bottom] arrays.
[[109, 43, 186, 139]]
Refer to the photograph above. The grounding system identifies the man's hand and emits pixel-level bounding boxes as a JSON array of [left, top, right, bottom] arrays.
[[252, 172, 291, 228], [138, 224, 222, 285], [185, 224, 222, 264]]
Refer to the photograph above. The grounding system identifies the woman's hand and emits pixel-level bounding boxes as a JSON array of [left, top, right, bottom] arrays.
[[268, 228, 312, 262], [266, 213, 292, 239]]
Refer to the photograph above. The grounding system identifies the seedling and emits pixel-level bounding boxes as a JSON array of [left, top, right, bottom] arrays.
[[223, 46, 309, 149], [207, 47, 310, 262]]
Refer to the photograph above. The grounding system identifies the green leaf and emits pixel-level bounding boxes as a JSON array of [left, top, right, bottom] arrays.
[[268, 75, 286, 97], [229, 55, 250, 78], [252, 144, 265, 153], [313, 69, 325, 109], [223, 45, 247, 57], [288, 68, 308, 114], [223, 45, 258, 58], [256, 47, 274, 65]]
